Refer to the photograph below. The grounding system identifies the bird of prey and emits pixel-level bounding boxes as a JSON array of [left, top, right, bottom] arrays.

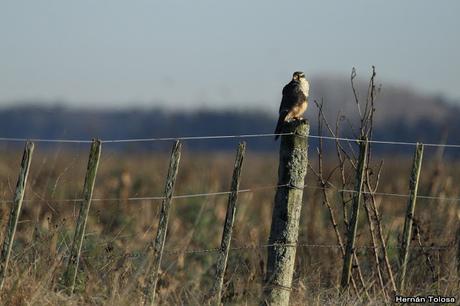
[[274, 71, 309, 140]]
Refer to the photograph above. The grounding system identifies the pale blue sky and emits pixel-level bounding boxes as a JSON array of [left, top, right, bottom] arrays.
[[1, 1, 459, 110]]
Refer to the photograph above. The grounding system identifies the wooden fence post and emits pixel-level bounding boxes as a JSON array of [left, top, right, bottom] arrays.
[[398, 143, 424, 293], [63, 139, 102, 294], [144, 140, 181, 306], [340, 138, 368, 291], [263, 120, 309, 306], [0, 141, 34, 290], [211, 141, 246, 305]]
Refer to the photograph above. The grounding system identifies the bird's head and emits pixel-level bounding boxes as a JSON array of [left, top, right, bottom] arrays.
[[292, 71, 306, 81]]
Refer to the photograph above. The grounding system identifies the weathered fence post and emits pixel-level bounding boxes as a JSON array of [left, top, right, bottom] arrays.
[[64, 139, 101, 294], [398, 143, 424, 293], [211, 141, 246, 305], [263, 120, 309, 306], [0, 141, 34, 290], [340, 138, 368, 291], [144, 140, 181, 306]]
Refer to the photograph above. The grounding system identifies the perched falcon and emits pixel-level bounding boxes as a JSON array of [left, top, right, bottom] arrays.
[[274, 71, 309, 140]]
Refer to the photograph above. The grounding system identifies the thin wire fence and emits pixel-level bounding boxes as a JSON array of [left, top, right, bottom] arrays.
[[2, 131, 458, 261], [79, 242, 452, 262], [1, 132, 460, 148], [164, 242, 452, 255], [2, 182, 460, 205], [0, 132, 448, 203]]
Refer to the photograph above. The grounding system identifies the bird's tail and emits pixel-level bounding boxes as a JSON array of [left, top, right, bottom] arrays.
[[274, 116, 285, 140]]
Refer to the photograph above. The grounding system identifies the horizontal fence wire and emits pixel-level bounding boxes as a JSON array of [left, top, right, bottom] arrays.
[[0, 137, 94, 144], [163, 242, 451, 256], [0, 184, 289, 204], [80, 242, 452, 261], [1, 132, 460, 148], [2, 183, 460, 205]]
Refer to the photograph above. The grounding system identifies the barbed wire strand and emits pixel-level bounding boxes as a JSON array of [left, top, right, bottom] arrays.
[[163, 242, 451, 256], [0, 137, 93, 144], [84, 242, 451, 261], [102, 133, 294, 143], [1, 132, 460, 148], [0, 184, 289, 204], [3, 183, 460, 205]]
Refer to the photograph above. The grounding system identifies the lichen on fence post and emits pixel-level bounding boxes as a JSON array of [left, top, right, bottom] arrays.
[[398, 142, 424, 293], [263, 120, 309, 306], [0, 141, 34, 290], [211, 141, 246, 305], [63, 139, 102, 294], [340, 138, 368, 291], [144, 140, 182, 306]]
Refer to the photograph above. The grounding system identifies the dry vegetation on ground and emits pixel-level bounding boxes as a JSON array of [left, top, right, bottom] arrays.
[[0, 141, 459, 305]]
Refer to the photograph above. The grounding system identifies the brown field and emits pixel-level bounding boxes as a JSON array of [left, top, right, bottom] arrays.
[[0, 141, 459, 305]]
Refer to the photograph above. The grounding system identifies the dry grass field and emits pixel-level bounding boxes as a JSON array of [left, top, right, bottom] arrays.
[[0, 138, 459, 305]]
